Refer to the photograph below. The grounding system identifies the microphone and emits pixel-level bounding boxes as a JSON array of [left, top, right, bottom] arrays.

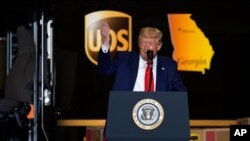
[[146, 50, 153, 92], [146, 50, 154, 61]]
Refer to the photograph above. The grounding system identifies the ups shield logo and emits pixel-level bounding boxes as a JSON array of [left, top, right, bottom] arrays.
[[85, 10, 132, 65]]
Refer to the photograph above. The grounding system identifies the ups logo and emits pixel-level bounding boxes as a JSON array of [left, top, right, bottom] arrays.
[[85, 10, 132, 65]]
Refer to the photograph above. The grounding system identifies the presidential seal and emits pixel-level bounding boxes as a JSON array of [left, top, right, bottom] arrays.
[[132, 98, 164, 130]]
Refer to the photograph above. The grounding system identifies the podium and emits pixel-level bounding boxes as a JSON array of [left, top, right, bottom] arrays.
[[105, 91, 190, 141]]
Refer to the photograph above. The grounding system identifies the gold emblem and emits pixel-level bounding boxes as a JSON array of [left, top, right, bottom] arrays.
[[132, 98, 164, 130], [85, 10, 132, 65]]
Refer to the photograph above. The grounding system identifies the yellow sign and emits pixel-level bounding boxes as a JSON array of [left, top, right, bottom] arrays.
[[85, 10, 132, 65], [168, 14, 214, 74], [190, 133, 200, 141]]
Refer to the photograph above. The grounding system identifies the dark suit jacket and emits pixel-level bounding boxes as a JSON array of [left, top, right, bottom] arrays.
[[98, 50, 187, 91]]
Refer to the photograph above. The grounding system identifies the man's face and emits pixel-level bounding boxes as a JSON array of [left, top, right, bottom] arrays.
[[139, 37, 162, 61]]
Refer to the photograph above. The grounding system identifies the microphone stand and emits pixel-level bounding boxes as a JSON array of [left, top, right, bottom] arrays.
[[149, 61, 153, 92], [146, 50, 154, 91]]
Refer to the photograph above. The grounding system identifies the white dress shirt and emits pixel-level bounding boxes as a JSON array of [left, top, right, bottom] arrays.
[[101, 44, 109, 53], [133, 56, 157, 91]]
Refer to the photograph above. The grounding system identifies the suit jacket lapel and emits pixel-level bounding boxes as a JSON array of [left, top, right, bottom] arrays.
[[156, 56, 165, 91], [130, 53, 139, 90]]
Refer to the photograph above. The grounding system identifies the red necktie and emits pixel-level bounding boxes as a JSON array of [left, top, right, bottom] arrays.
[[145, 61, 154, 92]]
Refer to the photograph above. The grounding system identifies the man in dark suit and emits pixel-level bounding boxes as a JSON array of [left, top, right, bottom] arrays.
[[98, 22, 186, 92]]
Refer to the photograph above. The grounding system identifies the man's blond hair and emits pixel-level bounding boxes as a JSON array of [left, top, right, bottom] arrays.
[[139, 27, 163, 43]]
